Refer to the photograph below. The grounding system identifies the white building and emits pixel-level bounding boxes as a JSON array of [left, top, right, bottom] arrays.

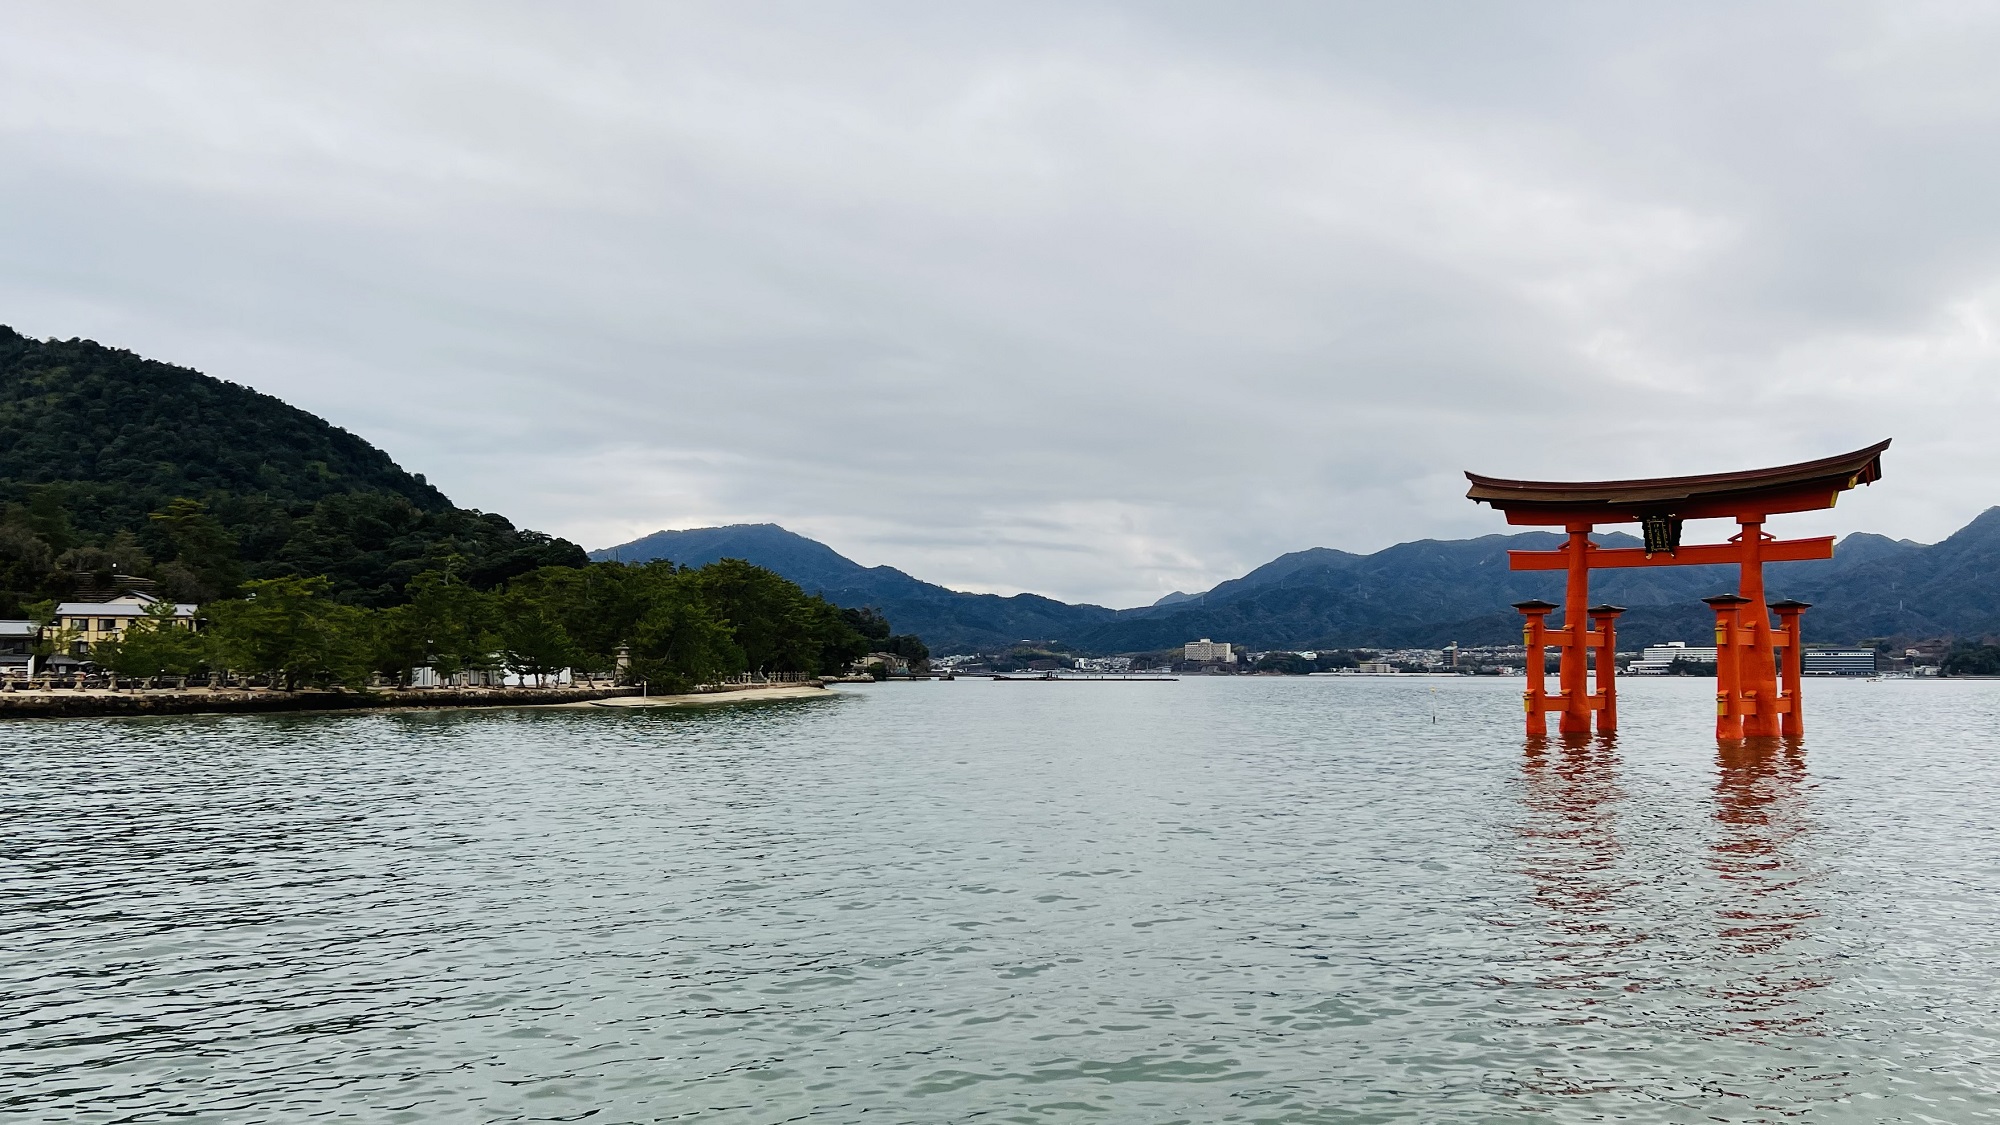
[[1802, 648, 1877, 676], [1627, 641, 1717, 675], [0, 620, 36, 678], [1183, 638, 1236, 664]]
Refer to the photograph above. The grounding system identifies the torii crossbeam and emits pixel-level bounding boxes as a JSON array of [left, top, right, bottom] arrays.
[[1466, 440, 1889, 740]]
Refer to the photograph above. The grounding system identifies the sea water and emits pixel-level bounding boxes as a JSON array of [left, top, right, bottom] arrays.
[[5, 676, 1999, 1123]]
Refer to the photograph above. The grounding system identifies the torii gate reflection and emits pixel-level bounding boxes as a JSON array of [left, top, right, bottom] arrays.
[[1513, 736, 1828, 1041], [1467, 441, 1889, 741]]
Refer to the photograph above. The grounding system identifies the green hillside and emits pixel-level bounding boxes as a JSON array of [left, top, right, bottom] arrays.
[[0, 326, 584, 613]]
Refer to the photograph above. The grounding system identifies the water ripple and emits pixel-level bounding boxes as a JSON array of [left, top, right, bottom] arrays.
[[5, 680, 2000, 1121]]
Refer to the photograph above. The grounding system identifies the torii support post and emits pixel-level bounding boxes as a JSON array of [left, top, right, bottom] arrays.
[[1514, 599, 1556, 738], [1590, 604, 1625, 734], [1771, 599, 1811, 737], [1705, 594, 1751, 741], [1736, 519, 1785, 737], [1556, 524, 1594, 735]]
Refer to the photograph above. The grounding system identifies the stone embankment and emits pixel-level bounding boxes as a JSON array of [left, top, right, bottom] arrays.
[[0, 684, 642, 719]]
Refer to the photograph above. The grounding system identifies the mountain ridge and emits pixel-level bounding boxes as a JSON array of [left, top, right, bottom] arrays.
[[595, 514, 2000, 653], [0, 326, 586, 610]]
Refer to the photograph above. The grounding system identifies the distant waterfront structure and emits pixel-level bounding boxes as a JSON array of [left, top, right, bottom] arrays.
[[854, 651, 912, 675], [1183, 638, 1236, 665], [1803, 648, 1878, 676], [1356, 661, 1396, 674], [1627, 641, 1718, 675]]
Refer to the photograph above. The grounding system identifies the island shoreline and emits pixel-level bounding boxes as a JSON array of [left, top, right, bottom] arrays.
[[0, 681, 837, 719]]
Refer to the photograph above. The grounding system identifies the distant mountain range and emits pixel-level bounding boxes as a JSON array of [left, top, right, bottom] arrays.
[[594, 512, 2000, 653], [595, 525, 1120, 651]]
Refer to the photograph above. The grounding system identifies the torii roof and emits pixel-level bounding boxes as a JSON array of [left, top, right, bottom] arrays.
[[1466, 439, 1889, 524]]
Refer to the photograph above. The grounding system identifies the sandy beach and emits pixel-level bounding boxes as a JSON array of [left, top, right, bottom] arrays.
[[551, 683, 837, 709]]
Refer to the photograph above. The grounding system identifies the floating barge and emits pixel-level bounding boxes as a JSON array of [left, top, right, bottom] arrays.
[[984, 672, 1179, 681]]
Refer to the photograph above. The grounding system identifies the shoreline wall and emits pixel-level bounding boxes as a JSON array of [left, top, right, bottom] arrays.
[[0, 684, 644, 719]]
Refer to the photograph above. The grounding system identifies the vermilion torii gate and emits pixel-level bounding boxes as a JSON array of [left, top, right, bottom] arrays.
[[1465, 440, 1889, 740]]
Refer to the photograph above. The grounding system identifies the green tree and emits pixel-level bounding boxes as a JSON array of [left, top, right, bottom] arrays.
[[688, 559, 812, 671], [56, 533, 153, 587], [505, 561, 656, 673], [1254, 652, 1315, 674], [1942, 642, 2000, 676], [376, 570, 496, 684], [878, 632, 929, 671], [626, 580, 739, 692], [0, 523, 55, 616], [23, 599, 77, 674], [149, 497, 243, 599], [495, 589, 577, 686], [25, 489, 75, 554], [496, 558, 886, 689], [690, 559, 865, 674], [205, 576, 371, 689], [369, 602, 426, 686], [92, 600, 206, 679], [840, 606, 892, 646], [808, 600, 875, 672]]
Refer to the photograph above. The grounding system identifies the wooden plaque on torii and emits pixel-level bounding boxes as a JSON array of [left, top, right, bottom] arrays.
[[1465, 439, 1889, 740]]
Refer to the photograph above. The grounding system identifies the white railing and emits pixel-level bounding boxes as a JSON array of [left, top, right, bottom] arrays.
[[713, 671, 820, 686]]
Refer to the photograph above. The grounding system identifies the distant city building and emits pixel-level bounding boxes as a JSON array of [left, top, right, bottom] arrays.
[[1627, 641, 1717, 675], [1372, 648, 1451, 669], [1802, 648, 1877, 676], [1356, 661, 1396, 674], [1183, 638, 1236, 664]]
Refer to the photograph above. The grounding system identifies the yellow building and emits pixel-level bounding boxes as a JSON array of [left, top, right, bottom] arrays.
[[56, 593, 199, 655]]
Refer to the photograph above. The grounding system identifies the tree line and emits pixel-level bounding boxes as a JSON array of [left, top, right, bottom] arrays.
[[1941, 642, 2000, 676], [0, 329, 929, 687], [62, 557, 916, 692], [1, 487, 582, 615]]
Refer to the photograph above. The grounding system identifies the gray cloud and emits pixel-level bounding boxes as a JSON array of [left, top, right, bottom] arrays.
[[3, 2, 1996, 605]]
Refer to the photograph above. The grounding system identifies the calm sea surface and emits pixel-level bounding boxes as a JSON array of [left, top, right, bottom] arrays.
[[6, 676, 2000, 1123]]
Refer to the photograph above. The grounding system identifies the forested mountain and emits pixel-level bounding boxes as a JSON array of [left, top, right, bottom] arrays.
[[0, 326, 584, 613], [592, 525, 1118, 652], [596, 514, 1996, 654]]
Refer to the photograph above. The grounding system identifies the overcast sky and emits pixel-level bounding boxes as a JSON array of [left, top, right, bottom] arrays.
[[5, 3, 1998, 606]]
